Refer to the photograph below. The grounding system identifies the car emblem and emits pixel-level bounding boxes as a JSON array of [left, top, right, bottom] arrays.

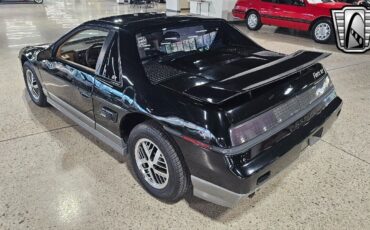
[[331, 6, 370, 53], [313, 68, 325, 79]]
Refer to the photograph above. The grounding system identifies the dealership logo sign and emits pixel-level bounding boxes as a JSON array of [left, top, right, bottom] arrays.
[[331, 6, 370, 53]]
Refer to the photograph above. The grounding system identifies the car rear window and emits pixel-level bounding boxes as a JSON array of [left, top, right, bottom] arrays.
[[136, 25, 219, 60], [135, 21, 258, 61]]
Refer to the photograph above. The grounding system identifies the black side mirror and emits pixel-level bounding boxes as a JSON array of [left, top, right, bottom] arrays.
[[37, 48, 52, 61]]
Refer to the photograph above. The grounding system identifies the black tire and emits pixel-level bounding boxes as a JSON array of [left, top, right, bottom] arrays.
[[23, 61, 48, 107], [246, 11, 262, 31], [311, 19, 334, 44], [128, 120, 190, 203]]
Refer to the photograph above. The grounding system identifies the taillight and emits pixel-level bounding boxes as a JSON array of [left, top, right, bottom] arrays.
[[230, 76, 335, 146]]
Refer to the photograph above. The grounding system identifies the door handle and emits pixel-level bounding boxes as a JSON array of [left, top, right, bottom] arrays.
[[79, 90, 91, 98], [100, 107, 118, 122]]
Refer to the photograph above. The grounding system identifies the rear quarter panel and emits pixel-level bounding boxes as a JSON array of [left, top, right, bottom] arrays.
[[233, 0, 259, 19], [305, 3, 335, 30]]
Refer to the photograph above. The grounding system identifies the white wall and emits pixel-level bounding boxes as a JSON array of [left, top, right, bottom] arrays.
[[189, 0, 238, 20]]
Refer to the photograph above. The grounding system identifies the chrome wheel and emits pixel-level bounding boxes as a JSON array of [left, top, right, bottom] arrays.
[[134, 138, 169, 189], [26, 69, 40, 101], [248, 13, 258, 29], [314, 23, 331, 41]]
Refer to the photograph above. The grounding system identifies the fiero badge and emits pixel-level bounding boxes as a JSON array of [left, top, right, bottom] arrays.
[[331, 6, 370, 53], [313, 68, 325, 79]]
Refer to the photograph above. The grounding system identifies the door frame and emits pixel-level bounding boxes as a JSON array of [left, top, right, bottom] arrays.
[[51, 25, 116, 76], [46, 26, 118, 127]]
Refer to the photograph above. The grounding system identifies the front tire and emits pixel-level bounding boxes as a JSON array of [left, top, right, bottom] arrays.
[[246, 11, 262, 31], [311, 19, 333, 44], [23, 61, 48, 107], [128, 120, 190, 203]]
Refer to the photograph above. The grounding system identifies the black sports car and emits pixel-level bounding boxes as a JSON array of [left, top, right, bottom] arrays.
[[19, 13, 342, 207]]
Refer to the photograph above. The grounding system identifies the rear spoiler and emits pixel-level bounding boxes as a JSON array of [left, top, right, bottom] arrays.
[[220, 50, 331, 92]]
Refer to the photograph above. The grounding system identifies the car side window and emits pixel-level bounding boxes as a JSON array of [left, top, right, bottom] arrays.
[[100, 35, 123, 86], [278, 0, 305, 6], [278, 0, 292, 4], [262, 0, 277, 2], [56, 29, 109, 70]]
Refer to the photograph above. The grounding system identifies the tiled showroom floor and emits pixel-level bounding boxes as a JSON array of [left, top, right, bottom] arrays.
[[0, 0, 369, 229]]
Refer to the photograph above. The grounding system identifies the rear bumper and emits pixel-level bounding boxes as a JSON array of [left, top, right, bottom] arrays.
[[191, 175, 247, 207], [174, 95, 342, 207]]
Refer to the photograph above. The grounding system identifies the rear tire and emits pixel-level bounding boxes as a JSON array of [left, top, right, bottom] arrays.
[[23, 61, 48, 107], [246, 11, 262, 31], [311, 19, 333, 44], [128, 120, 190, 203]]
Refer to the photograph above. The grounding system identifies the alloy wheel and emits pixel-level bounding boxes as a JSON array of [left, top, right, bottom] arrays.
[[248, 14, 258, 29], [314, 23, 331, 41], [26, 69, 40, 101], [134, 138, 169, 189]]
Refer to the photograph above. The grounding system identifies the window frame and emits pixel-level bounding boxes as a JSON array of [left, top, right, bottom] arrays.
[[51, 25, 114, 75], [95, 32, 125, 87], [276, 0, 306, 6]]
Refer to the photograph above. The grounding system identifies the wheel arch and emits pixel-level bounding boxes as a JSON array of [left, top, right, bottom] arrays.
[[245, 9, 259, 19], [309, 16, 332, 31], [120, 113, 187, 160], [119, 112, 152, 142], [20, 55, 28, 66]]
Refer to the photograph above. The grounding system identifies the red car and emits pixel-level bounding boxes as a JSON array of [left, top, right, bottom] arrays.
[[232, 0, 348, 43]]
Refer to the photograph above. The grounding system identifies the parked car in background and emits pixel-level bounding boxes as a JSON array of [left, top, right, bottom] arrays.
[[341, 0, 369, 7], [358, 0, 370, 7], [233, 0, 348, 43], [19, 13, 342, 207], [0, 0, 43, 3]]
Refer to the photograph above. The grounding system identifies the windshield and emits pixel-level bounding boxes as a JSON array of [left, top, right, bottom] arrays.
[[135, 21, 258, 61], [307, 0, 334, 3]]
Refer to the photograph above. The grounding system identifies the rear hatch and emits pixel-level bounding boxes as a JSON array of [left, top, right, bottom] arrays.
[[148, 49, 330, 105]]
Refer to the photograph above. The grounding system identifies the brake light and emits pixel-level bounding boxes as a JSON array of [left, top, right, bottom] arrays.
[[230, 76, 334, 146]]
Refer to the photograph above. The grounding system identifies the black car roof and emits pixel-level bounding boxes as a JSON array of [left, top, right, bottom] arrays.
[[87, 13, 225, 32], [97, 12, 167, 25]]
